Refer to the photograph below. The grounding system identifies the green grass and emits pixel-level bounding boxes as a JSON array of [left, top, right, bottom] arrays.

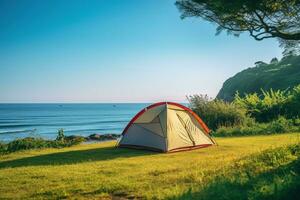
[[0, 133, 300, 199]]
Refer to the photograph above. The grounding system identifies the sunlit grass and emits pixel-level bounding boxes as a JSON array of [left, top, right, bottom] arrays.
[[0, 133, 299, 199]]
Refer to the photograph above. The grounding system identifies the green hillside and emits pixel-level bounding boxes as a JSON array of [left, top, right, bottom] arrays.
[[217, 55, 300, 101]]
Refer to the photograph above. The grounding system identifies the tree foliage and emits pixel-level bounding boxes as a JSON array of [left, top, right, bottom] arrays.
[[279, 39, 300, 57], [176, 0, 300, 42], [188, 94, 249, 130], [189, 85, 300, 131], [234, 84, 300, 122], [234, 89, 288, 122]]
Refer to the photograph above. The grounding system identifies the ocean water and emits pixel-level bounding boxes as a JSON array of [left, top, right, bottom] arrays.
[[0, 103, 149, 142]]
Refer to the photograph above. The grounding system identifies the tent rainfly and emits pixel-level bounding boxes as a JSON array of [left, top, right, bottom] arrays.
[[118, 102, 215, 152]]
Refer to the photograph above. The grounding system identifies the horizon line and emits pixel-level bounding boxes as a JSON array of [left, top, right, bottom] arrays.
[[0, 101, 188, 104]]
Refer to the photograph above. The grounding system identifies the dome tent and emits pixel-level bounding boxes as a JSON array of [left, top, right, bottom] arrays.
[[118, 102, 215, 152]]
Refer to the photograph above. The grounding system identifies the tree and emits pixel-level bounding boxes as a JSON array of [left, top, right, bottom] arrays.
[[270, 57, 278, 64], [56, 129, 65, 142], [279, 39, 300, 57], [255, 61, 267, 66], [175, 0, 300, 41]]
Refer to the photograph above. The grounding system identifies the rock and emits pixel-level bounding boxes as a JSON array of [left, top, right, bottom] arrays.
[[65, 135, 86, 142], [87, 133, 120, 141], [88, 133, 102, 140]]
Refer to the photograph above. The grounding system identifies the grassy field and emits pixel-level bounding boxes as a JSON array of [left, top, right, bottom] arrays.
[[0, 133, 300, 200]]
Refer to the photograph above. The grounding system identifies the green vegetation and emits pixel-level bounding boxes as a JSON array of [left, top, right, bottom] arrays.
[[176, 0, 300, 42], [190, 85, 300, 137], [188, 94, 250, 130], [0, 129, 85, 155], [214, 117, 300, 137], [170, 141, 300, 200], [234, 84, 300, 122], [216, 55, 300, 102], [0, 134, 299, 199], [56, 128, 65, 142]]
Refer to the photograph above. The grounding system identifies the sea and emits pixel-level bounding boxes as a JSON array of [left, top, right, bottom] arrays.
[[0, 103, 151, 142]]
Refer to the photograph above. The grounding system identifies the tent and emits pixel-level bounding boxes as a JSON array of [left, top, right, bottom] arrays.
[[118, 102, 215, 152]]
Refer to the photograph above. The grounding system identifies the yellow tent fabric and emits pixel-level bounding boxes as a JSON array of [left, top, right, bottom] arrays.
[[118, 102, 214, 152]]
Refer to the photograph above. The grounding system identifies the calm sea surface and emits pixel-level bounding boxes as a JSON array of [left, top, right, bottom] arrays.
[[0, 103, 150, 142]]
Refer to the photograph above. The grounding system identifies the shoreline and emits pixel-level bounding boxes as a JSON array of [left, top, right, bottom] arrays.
[[0, 133, 122, 144], [68, 133, 121, 142]]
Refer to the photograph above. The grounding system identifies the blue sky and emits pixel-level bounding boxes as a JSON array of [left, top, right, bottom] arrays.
[[0, 0, 282, 103]]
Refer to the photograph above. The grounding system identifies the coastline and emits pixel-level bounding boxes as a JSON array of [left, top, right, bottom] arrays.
[[79, 133, 121, 143]]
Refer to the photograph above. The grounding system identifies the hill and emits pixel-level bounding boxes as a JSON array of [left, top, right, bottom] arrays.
[[0, 133, 299, 199], [217, 55, 300, 101]]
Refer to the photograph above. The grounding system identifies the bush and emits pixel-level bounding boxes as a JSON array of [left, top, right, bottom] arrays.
[[6, 137, 49, 153], [234, 84, 300, 122], [267, 116, 290, 133], [188, 94, 249, 130], [0, 129, 86, 154], [56, 128, 65, 141], [213, 117, 300, 137], [286, 84, 300, 118], [0, 142, 7, 154], [190, 85, 300, 137]]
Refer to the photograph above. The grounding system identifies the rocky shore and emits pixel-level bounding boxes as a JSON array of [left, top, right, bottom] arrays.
[[65, 133, 121, 142]]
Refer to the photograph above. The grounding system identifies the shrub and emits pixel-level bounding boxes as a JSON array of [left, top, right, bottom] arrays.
[[234, 84, 300, 122], [0, 142, 7, 154], [188, 94, 249, 130], [286, 84, 300, 118], [234, 89, 288, 122], [56, 128, 65, 141], [267, 116, 290, 133], [189, 88, 300, 136], [0, 129, 85, 154], [6, 137, 49, 153], [213, 117, 300, 137]]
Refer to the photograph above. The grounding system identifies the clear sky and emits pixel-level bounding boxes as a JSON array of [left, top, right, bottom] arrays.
[[0, 0, 282, 103]]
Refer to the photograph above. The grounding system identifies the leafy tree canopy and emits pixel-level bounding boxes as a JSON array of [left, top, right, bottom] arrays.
[[175, 0, 300, 41]]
